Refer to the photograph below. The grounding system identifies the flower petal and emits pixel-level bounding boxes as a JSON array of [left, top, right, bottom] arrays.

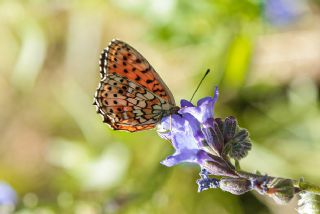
[[157, 113, 204, 150], [180, 99, 194, 107], [161, 150, 213, 167], [179, 87, 219, 127]]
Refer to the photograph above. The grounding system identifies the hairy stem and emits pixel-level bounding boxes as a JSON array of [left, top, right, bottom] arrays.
[[236, 170, 320, 195]]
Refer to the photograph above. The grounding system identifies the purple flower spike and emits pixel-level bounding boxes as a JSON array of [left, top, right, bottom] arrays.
[[156, 85, 260, 196], [157, 87, 239, 178]]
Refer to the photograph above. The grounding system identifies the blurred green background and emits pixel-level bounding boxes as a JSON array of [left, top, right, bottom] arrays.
[[1, 0, 320, 213]]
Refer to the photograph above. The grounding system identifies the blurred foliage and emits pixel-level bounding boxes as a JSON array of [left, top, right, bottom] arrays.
[[0, 0, 320, 213]]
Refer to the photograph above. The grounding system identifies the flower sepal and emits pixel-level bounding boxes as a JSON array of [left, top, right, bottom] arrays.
[[218, 117, 252, 161], [201, 155, 238, 178]]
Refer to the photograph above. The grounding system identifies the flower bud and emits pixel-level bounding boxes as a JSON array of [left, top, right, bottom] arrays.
[[219, 178, 252, 195], [253, 177, 295, 205], [267, 178, 295, 205]]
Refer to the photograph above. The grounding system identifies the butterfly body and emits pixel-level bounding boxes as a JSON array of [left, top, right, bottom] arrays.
[[94, 39, 179, 132]]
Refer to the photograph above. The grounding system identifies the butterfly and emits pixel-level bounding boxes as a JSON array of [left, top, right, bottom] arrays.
[[93, 39, 179, 132]]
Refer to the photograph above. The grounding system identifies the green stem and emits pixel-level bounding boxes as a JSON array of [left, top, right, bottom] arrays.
[[294, 180, 320, 195], [236, 170, 320, 195]]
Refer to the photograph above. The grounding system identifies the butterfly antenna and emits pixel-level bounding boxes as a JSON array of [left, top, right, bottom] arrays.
[[190, 69, 210, 102]]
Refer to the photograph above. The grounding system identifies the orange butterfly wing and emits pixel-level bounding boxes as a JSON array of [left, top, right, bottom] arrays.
[[94, 39, 178, 132]]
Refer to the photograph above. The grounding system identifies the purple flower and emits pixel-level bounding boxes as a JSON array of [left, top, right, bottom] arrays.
[[264, 0, 303, 26], [157, 87, 238, 177], [0, 181, 17, 205], [158, 113, 211, 167], [179, 86, 219, 128]]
